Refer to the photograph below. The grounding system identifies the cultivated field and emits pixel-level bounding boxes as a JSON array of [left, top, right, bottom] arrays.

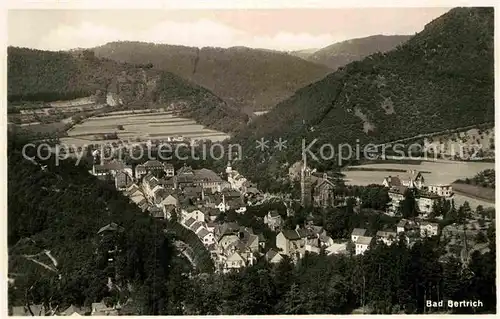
[[344, 161, 495, 208], [60, 110, 230, 146]]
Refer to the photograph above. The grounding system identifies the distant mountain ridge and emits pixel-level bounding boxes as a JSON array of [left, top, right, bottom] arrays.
[[231, 7, 494, 184], [300, 35, 413, 69], [93, 42, 333, 113], [7, 47, 248, 133]]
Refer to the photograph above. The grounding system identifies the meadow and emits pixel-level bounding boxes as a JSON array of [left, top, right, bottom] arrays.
[[61, 110, 230, 146]]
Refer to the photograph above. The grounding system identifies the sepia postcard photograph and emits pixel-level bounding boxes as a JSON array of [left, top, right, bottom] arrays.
[[4, 0, 497, 316]]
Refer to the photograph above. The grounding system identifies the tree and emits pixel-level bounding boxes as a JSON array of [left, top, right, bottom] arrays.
[[475, 231, 487, 243], [399, 189, 418, 219], [346, 240, 355, 256]]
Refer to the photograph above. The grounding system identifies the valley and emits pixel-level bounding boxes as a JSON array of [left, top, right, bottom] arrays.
[[6, 6, 496, 316]]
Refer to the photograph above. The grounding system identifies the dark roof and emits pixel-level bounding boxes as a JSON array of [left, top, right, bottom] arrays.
[[385, 176, 402, 186], [185, 218, 196, 227], [102, 160, 128, 171], [197, 228, 210, 238], [296, 228, 308, 238], [268, 210, 280, 218], [222, 190, 241, 198], [397, 219, 408, 227], [194, 168, 222, 182], [281, 229, 301, 240], [144, 160, 163, 167], [315, 177, 335, 190], [376, 230, 397, 238], [190, 221, 203, 232], [164, 204, 176, 214], [418, 192, 441, 199], [206, 222, 217, 228], [160, 177, 176, 186], [151, 209, 165, 219], [177, 165, 194, 175], [389, 185, 408, 195], [176, 175, 194, 184]]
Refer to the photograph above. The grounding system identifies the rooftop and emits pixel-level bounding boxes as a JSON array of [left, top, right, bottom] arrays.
[[351, 228, 367, 236], [357, 236, 373, 245]]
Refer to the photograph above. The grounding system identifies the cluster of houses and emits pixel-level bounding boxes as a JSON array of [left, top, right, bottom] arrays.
[[90, 158, 266, 218], [383, 170, 454, 216], [178, 213, 265, 273], [11, 300, 137, 316], [349, 218, 440, 256]]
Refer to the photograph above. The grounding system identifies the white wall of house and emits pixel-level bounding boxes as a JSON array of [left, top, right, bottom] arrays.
[[355, 243, 369, 255], [276, 232, 289, 255]]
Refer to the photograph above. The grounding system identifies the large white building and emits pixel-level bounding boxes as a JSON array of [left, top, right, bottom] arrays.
[[426, 185, 453, 198]]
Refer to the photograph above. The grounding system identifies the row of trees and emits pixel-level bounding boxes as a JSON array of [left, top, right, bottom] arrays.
[[455, 169, 495, 188], [178, 234, 495, 314]]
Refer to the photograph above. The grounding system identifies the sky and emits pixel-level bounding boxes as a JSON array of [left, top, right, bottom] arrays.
[[8, 8, 452, 51]]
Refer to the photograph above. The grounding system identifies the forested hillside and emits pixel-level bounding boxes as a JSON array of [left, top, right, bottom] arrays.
[[7, 134, 192, 314], [93, 43, 332, 113], [305, 35, 412, 69], [232, 7, 494, 187], [7, 47, 248, 133]]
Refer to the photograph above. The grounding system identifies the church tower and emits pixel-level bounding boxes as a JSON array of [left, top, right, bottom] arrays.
[[300, 151, 312, 207]]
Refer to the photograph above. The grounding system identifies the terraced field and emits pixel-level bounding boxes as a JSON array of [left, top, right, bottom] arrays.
[[60, 110, 230, 146]]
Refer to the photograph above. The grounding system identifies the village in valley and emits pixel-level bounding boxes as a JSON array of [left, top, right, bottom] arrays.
[[89, 145, 494, 279]]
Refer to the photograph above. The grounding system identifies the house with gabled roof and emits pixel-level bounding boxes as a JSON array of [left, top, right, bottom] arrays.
[[115, 170, 133, 190], [11, 304, 46, 316], [163, 163, 175, 177], [59, 305, 91, 316], [196, 227, 215, 246], [91, 301, 117, 316], [157, 194, 179, 207], [206, 222, 216, 233], [190, 221, 205, 233], [181, 208, 205, 224], [149, 206, 165, 219], [388, 186, 408, 214], [276, 228, 307, 259], [312, 173, 337, 208], [376, 230, 398, 246], [124, 183, 140, 197], [382, 176, 403, 188], [183, 217, 196, 229], [143, 160, 165, 175], [222, 251, 247, 273], [135, 164, 147, 179], [351, 228, 367, 242], [420, 221, 439, 238], [264, 210, 283, 231], [326, 242, 348, 256], [384, 170, 424, 190], [355, 236, 373, 255], [266, 248, 285, 264], [163, 204, 177, 220], [160, 176, 176, 189]]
